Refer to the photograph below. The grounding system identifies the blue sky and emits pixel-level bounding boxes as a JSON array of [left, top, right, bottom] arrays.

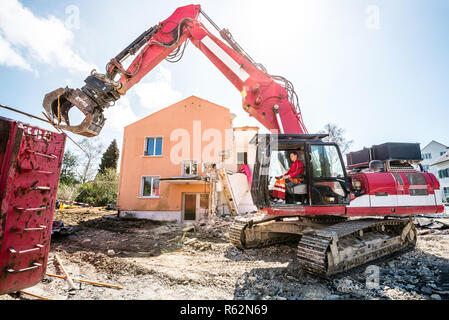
[[0, 0, 448, 157]]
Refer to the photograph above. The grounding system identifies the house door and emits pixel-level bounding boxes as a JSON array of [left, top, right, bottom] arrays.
[[182, 193, 209, 222]]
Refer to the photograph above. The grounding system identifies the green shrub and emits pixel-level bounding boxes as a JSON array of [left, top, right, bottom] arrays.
[[57, 183, 80, 201], [75, 168, 118, 206]]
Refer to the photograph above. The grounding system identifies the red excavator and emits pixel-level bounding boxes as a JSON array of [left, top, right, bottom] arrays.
[[42, 4, 444, 276]]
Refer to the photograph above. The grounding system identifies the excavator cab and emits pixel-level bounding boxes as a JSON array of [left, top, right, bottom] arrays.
[[250, 134, 351, 209]]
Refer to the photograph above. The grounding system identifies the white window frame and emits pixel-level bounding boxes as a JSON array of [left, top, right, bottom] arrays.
[[439, 169, 449, 179], [139, 175, 161, 198], [143, 137, 163, 157], [182, 160, 198, 176]]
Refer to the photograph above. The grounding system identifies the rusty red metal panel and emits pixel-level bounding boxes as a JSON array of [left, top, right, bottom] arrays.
[[0, 116, 66, 295]]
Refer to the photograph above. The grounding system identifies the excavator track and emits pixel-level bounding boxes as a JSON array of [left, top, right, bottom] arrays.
[[229, 218, 249, 249], [297, 218, 417, 277], [229, 215, 279, 249], [229, 214, 346, 249]]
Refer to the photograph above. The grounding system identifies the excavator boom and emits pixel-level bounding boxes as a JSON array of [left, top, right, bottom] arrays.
[[42, 4, 307, 137]]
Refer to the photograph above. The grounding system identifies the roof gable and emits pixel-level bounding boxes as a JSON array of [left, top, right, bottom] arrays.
[[422, 140, 448, 151], [125, 95, 230, 128]]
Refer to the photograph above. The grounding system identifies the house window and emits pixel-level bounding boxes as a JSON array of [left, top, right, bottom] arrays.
[[438, 169, 449, 179], [145, 137, 163, 156], [183, 160, 198, 176], [441, 152, 447, 156], [423, 153, 432, 160], [141, 176, 160, 197], [444, 187, 449, 195]]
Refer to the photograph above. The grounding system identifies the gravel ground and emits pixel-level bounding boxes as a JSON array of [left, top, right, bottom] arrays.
[[1, 207, 448, 300]]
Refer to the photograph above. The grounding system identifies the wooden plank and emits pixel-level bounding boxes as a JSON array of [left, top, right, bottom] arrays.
[[54, 254, 77, 290], [45, 273, 122, 289], [18, 290, 51, 300]]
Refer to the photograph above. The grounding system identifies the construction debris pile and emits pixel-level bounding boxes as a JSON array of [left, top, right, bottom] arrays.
[[51, 220, 75, 237], [414, 217, 449, 235], [1, 207, 448, 300], [190, 215, 234, 240], [230, 217, 449, 300]]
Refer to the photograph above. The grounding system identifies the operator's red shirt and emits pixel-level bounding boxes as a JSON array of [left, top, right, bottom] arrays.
[[284, 159, 304, 180]]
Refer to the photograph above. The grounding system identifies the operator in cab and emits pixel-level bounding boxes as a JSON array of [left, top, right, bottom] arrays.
[[272, 151, 304, 203]]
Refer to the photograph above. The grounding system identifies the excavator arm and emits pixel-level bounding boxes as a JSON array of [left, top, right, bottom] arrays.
[[43, 4, 307, 137]]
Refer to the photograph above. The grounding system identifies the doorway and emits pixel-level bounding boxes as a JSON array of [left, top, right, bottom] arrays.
[[182, 193, 209, 222]]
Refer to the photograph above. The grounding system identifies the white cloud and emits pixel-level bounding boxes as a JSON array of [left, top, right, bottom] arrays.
[[134, 66, 182, 111], [0, 34, 32, 71], [103, 67, 180, 132], [103, 96, 139, 132], [0, 0, 95, 73]]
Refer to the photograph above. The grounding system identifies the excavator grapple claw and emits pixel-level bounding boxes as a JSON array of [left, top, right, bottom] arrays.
[[42, 87, 106, 137]]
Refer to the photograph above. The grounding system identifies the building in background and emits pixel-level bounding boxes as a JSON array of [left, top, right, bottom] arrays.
[[117, 96, 231, 223], [430, 150, 449, 203], [421, 140, 448, 177], [117, 96, 259, 223]]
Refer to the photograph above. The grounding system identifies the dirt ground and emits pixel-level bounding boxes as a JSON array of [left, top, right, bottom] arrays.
[[1, 207, 449, 300]]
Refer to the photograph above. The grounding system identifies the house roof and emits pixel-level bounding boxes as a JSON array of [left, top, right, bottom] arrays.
[[421, 140, 448, 151], [125, 95, 230, 128], [233, 126, 259, 131], [431, 150, 449, 166]]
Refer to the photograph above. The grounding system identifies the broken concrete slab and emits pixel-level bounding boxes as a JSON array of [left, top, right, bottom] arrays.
[[414, 217, 449, 230]]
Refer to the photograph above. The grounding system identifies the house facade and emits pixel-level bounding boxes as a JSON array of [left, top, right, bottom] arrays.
[[430, 150, 449, 203], [421, 140, 448, 177], [117, 96, 233, 223]]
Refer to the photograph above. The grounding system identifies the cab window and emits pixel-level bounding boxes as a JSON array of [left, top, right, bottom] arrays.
[[310, 145, 348, 205], [310, 145, 344, 179]]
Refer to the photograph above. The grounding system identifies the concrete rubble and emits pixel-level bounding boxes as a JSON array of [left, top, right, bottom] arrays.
[[190, 215, 234, 240], [1, 207, 448, 300], [414, 216, 449, 234]]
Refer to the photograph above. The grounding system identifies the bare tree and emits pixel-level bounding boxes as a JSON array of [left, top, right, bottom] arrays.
[[318, 123, 354, 154], [75, 137, 105, 183]]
